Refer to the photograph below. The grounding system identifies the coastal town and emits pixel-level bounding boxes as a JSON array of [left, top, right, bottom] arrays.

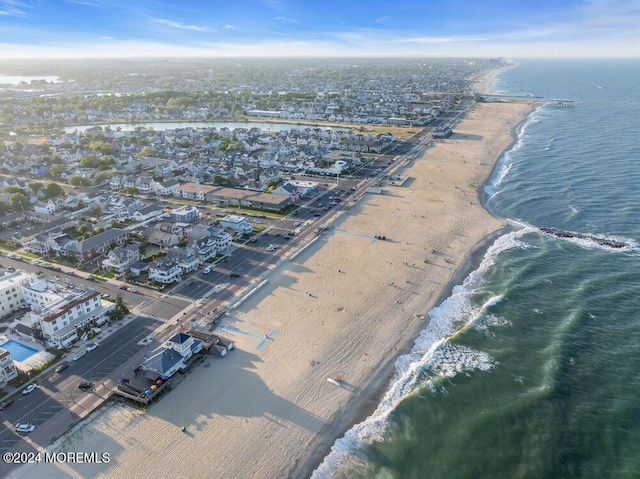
[[0, 56, 526, 478]]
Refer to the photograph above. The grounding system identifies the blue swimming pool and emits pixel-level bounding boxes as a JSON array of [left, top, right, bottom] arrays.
[[0, 340, 38, 362]]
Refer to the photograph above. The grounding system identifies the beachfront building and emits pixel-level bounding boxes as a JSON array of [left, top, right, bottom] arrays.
[[139, 348, 186, 380], [21, 278, 114, 347], [0, 349, 18, 386], [164, 333, 202, 362], [0, 269, 35, 319], [148, 260, 182, 284], [219, 215, 253, 235], [101, 245, 141, 276]]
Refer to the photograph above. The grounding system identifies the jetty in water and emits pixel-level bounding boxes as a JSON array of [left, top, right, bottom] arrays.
[[540, 227, 628, 248]]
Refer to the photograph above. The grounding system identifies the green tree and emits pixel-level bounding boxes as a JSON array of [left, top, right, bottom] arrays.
[[2, 186, 25, 195], [0, 200, 10, 215], [44, 183, 65, 198], [9, 192, 29, 211], [68, 176, 91, 187], [28, 182, 45, 195], [12, 142, 23, 152], [47, 164, 67, 179]]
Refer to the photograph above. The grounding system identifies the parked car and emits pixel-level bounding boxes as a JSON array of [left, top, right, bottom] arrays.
[[126, 287, 137, 293], [119, 285, 128, 290], [0, 399, 14, 411], [86, 342, 99, 352], [203, 266, 212, 274], [22, 384, 37, 395], [54, 362, 69, 373], [78, 382, 94, 391], [73, 350, 86, 361], [15, 423, 35, 433], [294, 222, 301, 227]]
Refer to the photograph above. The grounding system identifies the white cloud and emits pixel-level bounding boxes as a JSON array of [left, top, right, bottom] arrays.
[[0, 0, 31, 17], [152, 18, 210, 32]]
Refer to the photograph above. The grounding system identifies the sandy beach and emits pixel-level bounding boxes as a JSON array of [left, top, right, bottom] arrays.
[[10, 94, 533, 479]]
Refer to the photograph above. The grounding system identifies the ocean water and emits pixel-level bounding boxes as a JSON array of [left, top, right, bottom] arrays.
[[312, 59, 640, 479]]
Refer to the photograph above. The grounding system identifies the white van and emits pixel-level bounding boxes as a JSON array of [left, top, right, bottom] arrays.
[[203, 266, 212, 275]]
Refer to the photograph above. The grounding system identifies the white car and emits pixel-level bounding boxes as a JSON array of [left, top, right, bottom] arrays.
[[126, 287, 137, 293], [73, 350, 86, 361], [294, 222, 301, 227], [15, 423, 36, 433], [86, 342, 99, 352], [22, 384, 37, 395]]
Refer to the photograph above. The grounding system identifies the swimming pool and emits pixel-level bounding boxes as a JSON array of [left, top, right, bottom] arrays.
[[0, 340, 38, 362]]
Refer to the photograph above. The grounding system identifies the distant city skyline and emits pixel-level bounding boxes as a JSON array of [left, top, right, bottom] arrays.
[[0, 0, 638, 59]]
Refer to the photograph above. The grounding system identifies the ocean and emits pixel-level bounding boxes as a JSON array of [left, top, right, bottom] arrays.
[[312, 59, 640, 479]]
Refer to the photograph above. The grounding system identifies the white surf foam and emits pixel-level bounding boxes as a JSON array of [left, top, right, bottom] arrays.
[[310, 230, 529, 479]]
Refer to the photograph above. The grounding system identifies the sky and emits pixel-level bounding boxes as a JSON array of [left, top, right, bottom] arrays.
[[0, 0, 639, 59]]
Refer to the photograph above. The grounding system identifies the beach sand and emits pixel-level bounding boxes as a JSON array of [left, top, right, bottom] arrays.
[[10, 98, 533, 479]]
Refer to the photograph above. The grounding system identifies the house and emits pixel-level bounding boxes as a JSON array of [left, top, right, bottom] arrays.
[[135, 177, 153, 193], [22, 282, 114, 348], [101, 245, 140, 276], [132, 205, 163, 222], [64, 228, 129, 262], [33, 199, 56, 215], [272, 181, 300, 201], [148, 260, 182, 284], [219, 215, 253, 235], [0, 349, 18, 385], [171, 205, 199, 224], [166, 247, 199, 273], [109, 175, 124, 190], [164, 332, 202, 362], [144, 227, 181, 248], [190, 235, 218, 262], [152, 179, 180, 196], [139, 348, 186, 379]]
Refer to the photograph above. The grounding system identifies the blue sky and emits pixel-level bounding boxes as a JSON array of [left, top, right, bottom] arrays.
[[0, 0, 639, 58]]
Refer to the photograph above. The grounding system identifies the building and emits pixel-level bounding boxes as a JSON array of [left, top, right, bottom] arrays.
[[101, 245, 140, 276], [64, 228, 129, 262], [175, 183, 217, 201], [219, 215, 253, 235], [22, 279, 114, 347], [0, 269, 35, 319], [166, 247, 199, 273], [148, 260, 182, 284], [171, 205, 199, 224], [164, 332, 202, 362], [139, 348, 186, 379], [0, 349, 18, 386]]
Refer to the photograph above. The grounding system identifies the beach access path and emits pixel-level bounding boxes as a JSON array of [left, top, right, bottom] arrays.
[[8, 98, 534, 479]]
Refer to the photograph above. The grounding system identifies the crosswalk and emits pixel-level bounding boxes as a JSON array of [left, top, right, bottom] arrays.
[[160, 293, 200, 304], [135, 311, 168, 323]]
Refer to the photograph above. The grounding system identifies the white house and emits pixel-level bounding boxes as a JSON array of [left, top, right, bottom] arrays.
[[0, 349, 18, 386], [219, 215, 253, 235], [101, 245, 140, 276], [33, 199, 56, 215], [148, 260, 182, 284], [0, 269, 34, 319], [164, 332, 202, 361]]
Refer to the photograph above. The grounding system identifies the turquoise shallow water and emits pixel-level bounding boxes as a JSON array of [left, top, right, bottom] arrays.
[[312, 59, 640, 479]]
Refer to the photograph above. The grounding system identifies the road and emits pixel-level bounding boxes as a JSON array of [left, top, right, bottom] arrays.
[[0, 316, 157, 457], [0, 99, 473, 466]]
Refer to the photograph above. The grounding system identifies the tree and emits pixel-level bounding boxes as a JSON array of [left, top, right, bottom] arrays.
[[12, 142, 23, 152], [47, 164, 67, 179], [9, 192, 29, 211], [28, 182, 44, 194], [88, 203, 102, 216], [2, 186, 25, 195], [0, 200, 10, 215], [68, 176, 91, 187], [44, 182, 65, 198]]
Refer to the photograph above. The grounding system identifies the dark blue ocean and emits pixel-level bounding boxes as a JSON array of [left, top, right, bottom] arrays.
[[312, 59, 640, 479]]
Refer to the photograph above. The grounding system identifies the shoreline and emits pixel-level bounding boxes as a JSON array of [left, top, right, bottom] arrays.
[[8, 91, 535, 479]]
